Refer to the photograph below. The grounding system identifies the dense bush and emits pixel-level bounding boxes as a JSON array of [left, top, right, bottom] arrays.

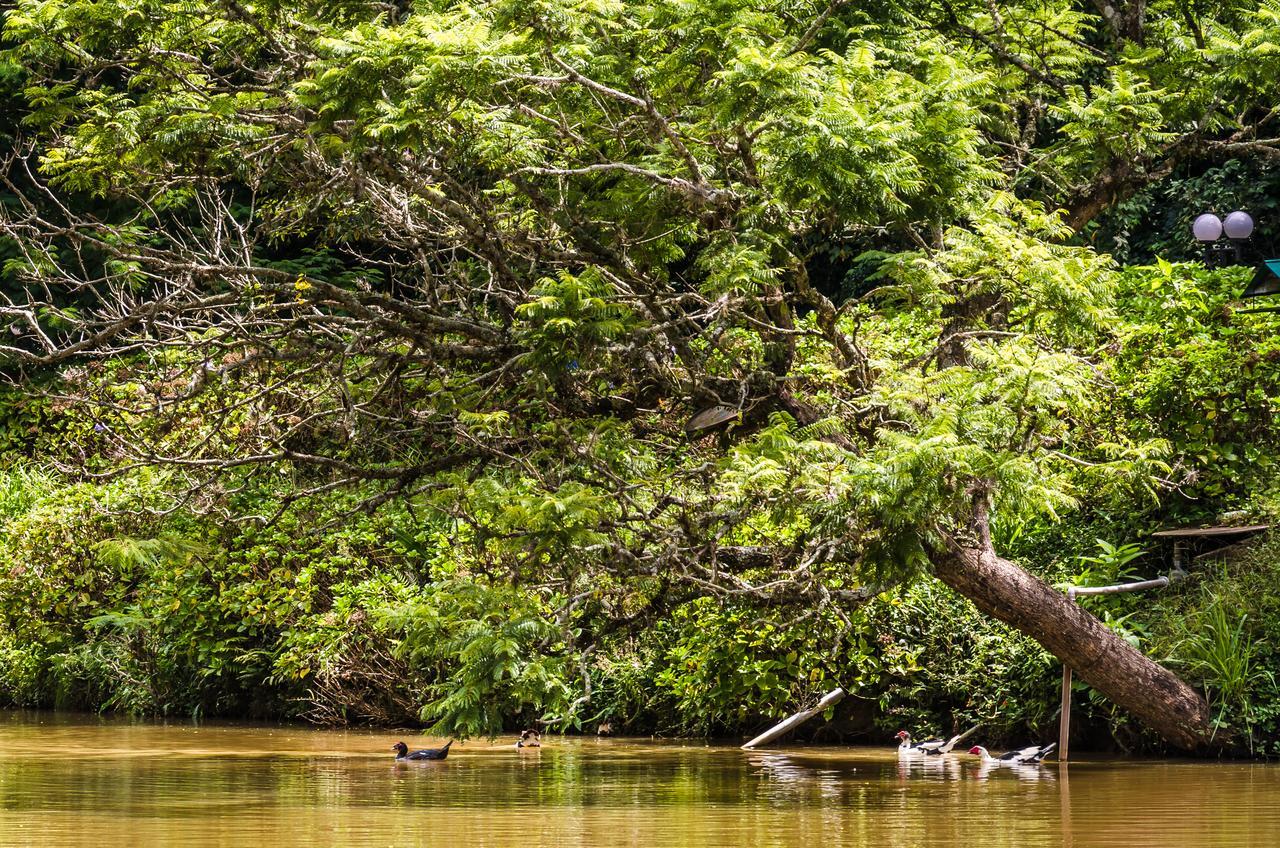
[[0, 459, 1067, 738], [3, 448, 1279, 755], [1145, 535, 1280, 756]]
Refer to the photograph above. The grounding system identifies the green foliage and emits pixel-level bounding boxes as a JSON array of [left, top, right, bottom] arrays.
[[0, 463, 54, 520], [1068, 540, 1147, 588], [9, 0, 1280, 756], [388, 579, 574, 739], [866, 578, 1061, 742], [1177, 602, 1264, 731], [516, 269, 634, 378], [1143, 537, 1280, 753], [1109, 263, 1280, 509], [655, 598, 844, 734], [1094, 158, 1280, 266]]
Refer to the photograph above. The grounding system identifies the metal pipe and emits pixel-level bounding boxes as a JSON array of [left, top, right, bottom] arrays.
[[1069, 576, 1170, 597]]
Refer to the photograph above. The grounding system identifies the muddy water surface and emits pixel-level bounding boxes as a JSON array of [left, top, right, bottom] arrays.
[[0, 712, 1274, 847]]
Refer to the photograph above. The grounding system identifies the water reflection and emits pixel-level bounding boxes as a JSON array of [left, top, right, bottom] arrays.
[[973, 760, 1057, 783], [896, 752, 962, 781], [0, 712, 1277, 847], [746, 751, 846, 802]]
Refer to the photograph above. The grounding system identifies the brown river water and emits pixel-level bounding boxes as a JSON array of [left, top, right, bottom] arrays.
[[1, 711, 1277, 847]]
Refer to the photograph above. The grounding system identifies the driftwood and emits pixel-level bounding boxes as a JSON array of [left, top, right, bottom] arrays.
[[741, 687, 846, 749]]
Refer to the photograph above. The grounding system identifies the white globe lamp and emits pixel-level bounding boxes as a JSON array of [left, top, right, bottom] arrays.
[[1224, 210, 1254, 240], [1192, 213, 1223, 242]]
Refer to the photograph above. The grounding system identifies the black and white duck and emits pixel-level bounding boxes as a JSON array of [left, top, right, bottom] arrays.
[[895, 730, 964, 756], [967, 743, 1056, 765]]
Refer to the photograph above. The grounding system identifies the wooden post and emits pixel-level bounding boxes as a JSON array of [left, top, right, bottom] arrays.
[[1059, 663, 1072, 762], [741, 687, 845, 749], [1059, 586, 1076, 762]]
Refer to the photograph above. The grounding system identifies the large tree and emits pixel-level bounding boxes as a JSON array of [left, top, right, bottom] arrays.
[[7, 0, 1276, 747]]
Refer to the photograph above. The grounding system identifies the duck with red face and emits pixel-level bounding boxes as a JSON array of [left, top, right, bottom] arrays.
[[967, 743, 1056, 765]]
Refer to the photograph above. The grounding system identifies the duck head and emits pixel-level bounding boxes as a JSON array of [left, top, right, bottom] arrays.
[[392, 741, 409, 757], [517, 729, 542, 748], [967, 746, 987, 756], [895, 731, 910, 742]]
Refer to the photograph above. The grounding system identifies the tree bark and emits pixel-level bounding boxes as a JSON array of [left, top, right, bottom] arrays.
[[929, 541, 1213, 752]]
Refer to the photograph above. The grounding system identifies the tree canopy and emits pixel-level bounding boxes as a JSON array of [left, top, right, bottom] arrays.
[[3, 0, 1280, 742]]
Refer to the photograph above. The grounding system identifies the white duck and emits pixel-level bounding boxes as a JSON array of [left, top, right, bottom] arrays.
[[895, 730, 964, 756], [967, 742, 1056, 765]]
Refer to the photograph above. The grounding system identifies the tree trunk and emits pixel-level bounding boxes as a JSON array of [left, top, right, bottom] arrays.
[[929, 542, 1213, 752]]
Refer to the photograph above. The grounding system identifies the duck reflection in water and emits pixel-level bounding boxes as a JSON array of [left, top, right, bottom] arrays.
[[896, 752, 961, 782], [973, 761, 1056, 783], [747, 752, 843, 799], [749, 752, 812, 783]]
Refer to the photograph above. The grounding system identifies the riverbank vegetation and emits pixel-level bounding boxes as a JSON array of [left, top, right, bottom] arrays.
[[4, 1, 1280, 754]]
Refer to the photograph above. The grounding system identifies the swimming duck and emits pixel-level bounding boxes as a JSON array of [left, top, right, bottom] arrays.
[[392, 740, 452, 761], [967, 743, 1056, 765], [895, 730, 963, 756], [517, 729, 541, 748]]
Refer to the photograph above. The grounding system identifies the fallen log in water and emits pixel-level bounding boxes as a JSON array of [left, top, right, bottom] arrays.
[[741, 687, 846, 749]]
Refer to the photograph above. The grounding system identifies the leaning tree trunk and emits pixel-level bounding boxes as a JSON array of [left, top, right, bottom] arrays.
[[929, 541, 1213, 752]]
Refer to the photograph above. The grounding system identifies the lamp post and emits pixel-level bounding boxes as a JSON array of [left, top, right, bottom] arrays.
[[1192, 210, 1253, 266], [1190, 210, 1280, 305]]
